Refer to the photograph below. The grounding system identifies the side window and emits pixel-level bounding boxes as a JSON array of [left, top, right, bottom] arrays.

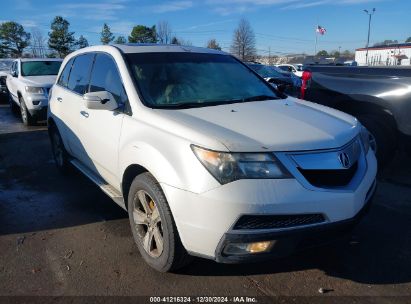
[[12, 61, 19, 75], [10, 62, 15, 74], [58, 58, 74, 88], [67, 54, 94, 94], [89, 53, 127, 105]]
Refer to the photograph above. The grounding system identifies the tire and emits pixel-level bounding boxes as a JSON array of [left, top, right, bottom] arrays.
[[8, 93, 19, 115], [49, 125, 71, 174], [128, 172, 191, 272], [358, 115, 397, 165], [19, 96, 35, 126]]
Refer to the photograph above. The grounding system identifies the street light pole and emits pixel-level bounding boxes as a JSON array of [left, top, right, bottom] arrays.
[[364, 8, 376, 65]]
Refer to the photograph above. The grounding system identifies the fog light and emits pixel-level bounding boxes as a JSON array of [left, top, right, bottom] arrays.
[[247, 241, 273, 253], [223, 241, 274, 255]]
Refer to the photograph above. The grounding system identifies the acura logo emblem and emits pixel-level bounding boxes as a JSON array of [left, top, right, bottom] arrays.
[[338, 152, 351, 168]]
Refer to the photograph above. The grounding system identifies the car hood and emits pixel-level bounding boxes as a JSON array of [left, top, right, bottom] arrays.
[[21, 75, 57, 88], [0, 71, 8, 77], [155, 97, 359, 152]]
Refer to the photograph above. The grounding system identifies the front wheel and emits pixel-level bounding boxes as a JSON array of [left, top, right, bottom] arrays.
[[128, 172, 191, 272], [19, 97, 35, 126]]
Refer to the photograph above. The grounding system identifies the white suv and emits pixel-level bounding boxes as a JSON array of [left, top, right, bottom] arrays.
[[276, 64, 303, 78], [7, 58, 62, 125], [48, 44, 377, 272]]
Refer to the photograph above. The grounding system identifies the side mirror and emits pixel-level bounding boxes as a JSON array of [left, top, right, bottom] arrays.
[[265, 78, 289, 94], [11, 71, 18, 77], [276, 84, 288, 93], [83, 91, 118, 110]]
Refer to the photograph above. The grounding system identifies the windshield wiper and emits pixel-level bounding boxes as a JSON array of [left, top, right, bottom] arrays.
[[154, 95, 278, 109], [156, 101, 222, 109], [241, 95, 278, 102]]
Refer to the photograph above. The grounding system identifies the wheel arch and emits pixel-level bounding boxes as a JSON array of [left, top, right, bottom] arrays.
[[121, 164, 149, 210], [334, 99, 398, 132]]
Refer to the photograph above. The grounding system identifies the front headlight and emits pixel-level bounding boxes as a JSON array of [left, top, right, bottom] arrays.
[[25, 86, 44, 94], [360, 125, 376, 154], [191, 145, 292, 185]]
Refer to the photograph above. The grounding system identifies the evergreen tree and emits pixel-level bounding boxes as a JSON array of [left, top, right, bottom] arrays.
[[100, 23, 114, 45], [48, 16, 75, 58]]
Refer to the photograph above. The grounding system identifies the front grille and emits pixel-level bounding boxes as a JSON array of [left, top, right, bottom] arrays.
[[233, 213, 326, 230], [298, 161, 358, 188]]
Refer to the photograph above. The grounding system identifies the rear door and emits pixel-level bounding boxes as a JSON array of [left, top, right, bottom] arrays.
[[76, 53, 127, 188], [50, 57, 74, 151]]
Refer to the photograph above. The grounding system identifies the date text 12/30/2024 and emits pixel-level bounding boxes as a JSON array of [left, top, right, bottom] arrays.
[[150, 297, 258, 303]]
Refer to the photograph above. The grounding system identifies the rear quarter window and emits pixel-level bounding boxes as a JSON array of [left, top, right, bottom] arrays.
[[58, 58, 74, 88]]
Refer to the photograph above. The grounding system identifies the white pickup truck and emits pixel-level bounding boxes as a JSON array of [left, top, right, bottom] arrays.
[[7, 58, 62, 125], [0, 59, 13, 99]]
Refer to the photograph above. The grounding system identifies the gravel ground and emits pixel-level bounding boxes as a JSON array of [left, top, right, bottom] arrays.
[[0, 104, 411, 302]]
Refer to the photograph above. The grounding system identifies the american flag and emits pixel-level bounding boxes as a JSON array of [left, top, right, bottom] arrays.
[[316, 25, 326, 35]]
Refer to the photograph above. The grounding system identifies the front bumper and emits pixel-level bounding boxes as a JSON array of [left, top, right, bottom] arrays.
[[24, 93, 48, 120], [0, 85, 7, 94], [215, 181, 375, 263], [28, 106, 47, 121], [161, 150, 377, 260]]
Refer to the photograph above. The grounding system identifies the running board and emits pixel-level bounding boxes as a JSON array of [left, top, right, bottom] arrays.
[[70, 159, 126, 210]]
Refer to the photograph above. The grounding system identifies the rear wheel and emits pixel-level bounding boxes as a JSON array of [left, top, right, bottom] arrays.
[[358, 115, 397, 165], [49, 125, 71, 174], [128, 172, 191, 272]]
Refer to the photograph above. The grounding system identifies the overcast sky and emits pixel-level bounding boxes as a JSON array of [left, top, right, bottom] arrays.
[[1, 0, 410, 55]]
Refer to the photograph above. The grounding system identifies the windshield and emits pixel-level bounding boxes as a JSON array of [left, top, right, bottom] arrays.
[[126, 52, 279, 108], [247, 64, 285, 79], [21, 61, 62, 76], [0, 60, 13, 72]]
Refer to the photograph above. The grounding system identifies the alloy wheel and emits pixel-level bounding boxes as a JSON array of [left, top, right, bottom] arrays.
[[20, 102, 27, 123], [133, 190, 164, 258]]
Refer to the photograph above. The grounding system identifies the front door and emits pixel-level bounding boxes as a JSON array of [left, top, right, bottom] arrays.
[[76, 53, 127, 189]]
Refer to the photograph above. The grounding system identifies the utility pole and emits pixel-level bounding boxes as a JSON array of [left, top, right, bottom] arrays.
[[268, 46, 271, 65], [364, 8, 376, 65]]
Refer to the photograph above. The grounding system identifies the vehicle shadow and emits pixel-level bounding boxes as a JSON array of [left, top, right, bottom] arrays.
[[0, 129, 127, 236], [1, 120, 411, 286]]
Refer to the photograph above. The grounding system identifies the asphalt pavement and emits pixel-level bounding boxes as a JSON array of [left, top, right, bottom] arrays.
[[1, 103, 411, 301]]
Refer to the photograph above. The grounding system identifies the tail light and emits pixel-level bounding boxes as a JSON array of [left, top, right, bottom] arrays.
[[300, 70, 312, 100]]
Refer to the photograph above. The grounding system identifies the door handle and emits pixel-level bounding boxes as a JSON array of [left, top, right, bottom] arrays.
[[80, 111, 89, 118], [57, 97, 63, 102]]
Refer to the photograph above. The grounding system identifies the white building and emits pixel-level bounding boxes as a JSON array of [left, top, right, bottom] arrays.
[[355, 43, 411, 66]]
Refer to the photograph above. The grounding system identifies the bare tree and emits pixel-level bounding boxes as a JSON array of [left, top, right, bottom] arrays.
[[206, 38, 221, 50], [31, 28, 46, 58], [230, 18, 256, 61], [157, 20, 172, 44]]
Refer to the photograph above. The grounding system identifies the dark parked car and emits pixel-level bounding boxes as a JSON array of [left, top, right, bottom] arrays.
[[246, 63, 302, 98], [0, 59, 13, 101], [301, 66, 411, 164]]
